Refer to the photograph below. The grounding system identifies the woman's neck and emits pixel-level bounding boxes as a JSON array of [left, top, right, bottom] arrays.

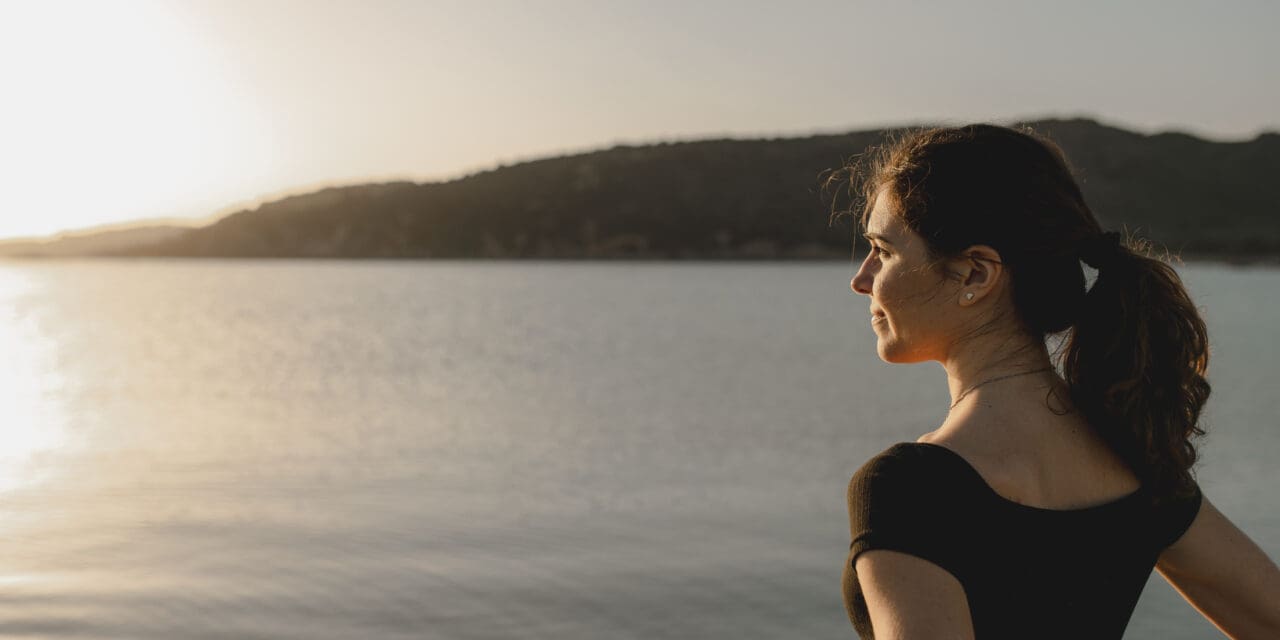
[[941, 328, 1057, 410]]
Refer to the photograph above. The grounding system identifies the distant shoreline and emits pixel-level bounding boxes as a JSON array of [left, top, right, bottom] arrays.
[[2, 252, 1277, 267]]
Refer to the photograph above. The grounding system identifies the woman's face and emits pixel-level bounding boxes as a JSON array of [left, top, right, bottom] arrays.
[[850, 189, 962, 363]]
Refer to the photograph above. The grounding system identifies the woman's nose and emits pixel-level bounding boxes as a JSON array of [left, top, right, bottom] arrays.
[[851, 259, 873, 295]]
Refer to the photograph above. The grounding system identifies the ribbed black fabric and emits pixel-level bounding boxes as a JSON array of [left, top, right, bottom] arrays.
[[843, 442, 1202, 639]]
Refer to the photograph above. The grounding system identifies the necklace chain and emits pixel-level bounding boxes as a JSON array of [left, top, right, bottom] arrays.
[[948, 366, 1055, 410]]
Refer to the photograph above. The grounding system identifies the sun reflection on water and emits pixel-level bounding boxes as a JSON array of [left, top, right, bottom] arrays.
[[0, 267, 69, 492]]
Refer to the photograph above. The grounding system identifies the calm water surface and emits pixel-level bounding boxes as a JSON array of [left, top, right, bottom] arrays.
[[0, 260, 1275, 639]]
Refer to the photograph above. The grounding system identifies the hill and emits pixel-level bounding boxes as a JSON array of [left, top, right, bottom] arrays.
[[98, 119, 1280, 261]]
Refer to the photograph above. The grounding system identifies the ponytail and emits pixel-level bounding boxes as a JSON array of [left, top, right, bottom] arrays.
[[1060, 232, 1210, 505]]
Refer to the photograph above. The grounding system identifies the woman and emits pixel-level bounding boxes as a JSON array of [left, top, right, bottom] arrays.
[[837, 124, 1280, 639]]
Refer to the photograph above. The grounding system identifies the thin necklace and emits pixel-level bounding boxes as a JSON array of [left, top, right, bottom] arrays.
[[948, 367, 1054, 410]]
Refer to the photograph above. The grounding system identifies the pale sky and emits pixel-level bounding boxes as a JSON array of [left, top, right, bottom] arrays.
[[0, 0, 1276, 240]]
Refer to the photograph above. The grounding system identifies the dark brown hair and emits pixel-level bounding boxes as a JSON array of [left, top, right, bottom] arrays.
[[830, 124, 1209, 504]]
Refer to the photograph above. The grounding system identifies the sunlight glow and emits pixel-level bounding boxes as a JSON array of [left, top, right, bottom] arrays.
[[0, 1, 277, 239]]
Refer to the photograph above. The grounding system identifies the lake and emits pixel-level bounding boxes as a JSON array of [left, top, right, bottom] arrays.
[[0, 259, 1275, 639]]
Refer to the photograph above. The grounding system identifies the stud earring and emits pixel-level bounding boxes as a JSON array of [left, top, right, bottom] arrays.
[[964, 292, 974, 301]]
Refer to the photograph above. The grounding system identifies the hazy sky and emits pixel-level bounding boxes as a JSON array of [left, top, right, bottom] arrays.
[[1, 0, 1276, 240]]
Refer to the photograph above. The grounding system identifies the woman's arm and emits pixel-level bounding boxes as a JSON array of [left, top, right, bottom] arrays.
[[850, 549, 975, 640], [1156, 495, 1280, 640]]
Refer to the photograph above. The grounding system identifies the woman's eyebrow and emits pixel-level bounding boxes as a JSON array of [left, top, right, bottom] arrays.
[[862, 232, 894, 245]]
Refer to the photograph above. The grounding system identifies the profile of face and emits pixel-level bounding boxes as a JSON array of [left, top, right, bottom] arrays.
[[850, 188, 985, 364]]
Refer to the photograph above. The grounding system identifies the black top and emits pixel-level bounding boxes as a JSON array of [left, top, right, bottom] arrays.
[[843, 442, 1203, 639]]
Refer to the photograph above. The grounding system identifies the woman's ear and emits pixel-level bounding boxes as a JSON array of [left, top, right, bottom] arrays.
[[952, 245, 1004, 306]]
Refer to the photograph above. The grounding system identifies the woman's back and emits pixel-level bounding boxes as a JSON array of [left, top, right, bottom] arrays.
[[843, 441, 1202, 639], [920, 392, 1142, 512]]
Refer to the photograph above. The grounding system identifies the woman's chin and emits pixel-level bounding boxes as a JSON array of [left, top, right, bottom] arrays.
[[874, 337, 897, 362], [876, 335, 925, 364], [873, 323, 912, 363]]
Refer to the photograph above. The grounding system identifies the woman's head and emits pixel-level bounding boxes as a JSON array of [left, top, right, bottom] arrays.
[[851, 183, 1014, 364], [834, 123, 1211, 503], [852, 124, 1103, 341]]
